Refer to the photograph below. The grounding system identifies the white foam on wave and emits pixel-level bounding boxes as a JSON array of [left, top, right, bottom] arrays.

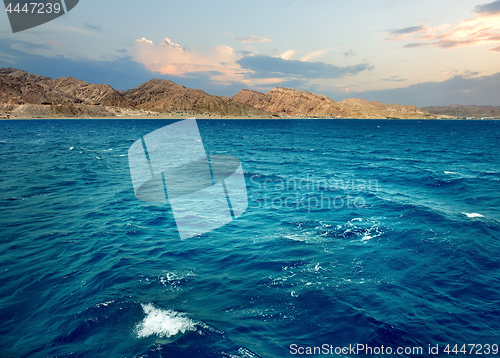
[[444, 171, 460, 175], [135, 303, 198, 338], [95, 300, 114, 308], [462, 212, 485, 218], [345, 217, 383, 242], [158, 270, 195, 288]]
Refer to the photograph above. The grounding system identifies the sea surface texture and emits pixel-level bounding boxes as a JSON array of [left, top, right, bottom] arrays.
[[1, 119, 499, 357]]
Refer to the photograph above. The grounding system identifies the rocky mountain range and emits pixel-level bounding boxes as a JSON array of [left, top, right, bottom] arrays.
[[122, 78, 268, 117], [0, 67, 128, 107], [2, 67, 492, 119], [230, 88, 440, 119], [421, 105, 500, 119], [0, 68, 269, 118]]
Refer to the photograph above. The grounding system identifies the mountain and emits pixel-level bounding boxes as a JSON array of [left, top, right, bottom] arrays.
[[0, 67, 461, 119], [421, 105, 500, 119], [231, 87, 441, 119], [230, 88, 349, 117], [338, 98, 436, 119], [0, 67, 80, 106], [123, 79, 269, 117], [0, 68, 270, 118], [50, 77, 131, 108], [0, 68, 130, 107]]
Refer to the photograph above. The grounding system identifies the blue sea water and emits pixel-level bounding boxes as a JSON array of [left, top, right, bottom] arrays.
[[0, 119, 499, 358]]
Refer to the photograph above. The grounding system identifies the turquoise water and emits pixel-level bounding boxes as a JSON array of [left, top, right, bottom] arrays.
[[1, 119, 499, 357]]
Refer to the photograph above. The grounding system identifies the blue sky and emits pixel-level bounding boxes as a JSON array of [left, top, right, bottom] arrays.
[[1, 0, 499, 106]]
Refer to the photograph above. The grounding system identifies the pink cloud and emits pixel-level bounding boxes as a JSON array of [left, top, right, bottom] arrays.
[[131, 37, 250, 84], [235, 35, 272, 43], [384, 3, 500, 50]]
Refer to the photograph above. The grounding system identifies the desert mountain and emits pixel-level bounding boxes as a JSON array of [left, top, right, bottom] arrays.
[[123, 79, 269, 117], [230, 88, 349, 117], [0, 67, 466, 119], [338, 98, 436, 119], [0, 68, 130, 107], [0, 68, 79, 106], [0, 68, 270, 118], [231, 87, 440, 119], [421, 105, 500, 119], [50, 77, 131, 108]]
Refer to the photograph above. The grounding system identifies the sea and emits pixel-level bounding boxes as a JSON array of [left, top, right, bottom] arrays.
[[1, 119, 499, 358]]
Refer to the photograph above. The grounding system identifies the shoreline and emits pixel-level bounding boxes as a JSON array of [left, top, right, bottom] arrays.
[[2, 105, 497, 121], [0, 104, 459, 120], [3, 117, 499, 120]]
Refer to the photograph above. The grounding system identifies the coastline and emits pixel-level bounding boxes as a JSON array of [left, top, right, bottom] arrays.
[[2, 104, 497, 121], [3, 115, 498, 120]]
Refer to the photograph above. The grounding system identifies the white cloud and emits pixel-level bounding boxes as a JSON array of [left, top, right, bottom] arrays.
[[279, 49, 295, 60], [301, 50, 325, 62]]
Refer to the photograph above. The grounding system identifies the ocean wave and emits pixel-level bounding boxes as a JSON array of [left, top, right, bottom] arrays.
[[462, 212, 485, 218], [134, 303, 198, 339]]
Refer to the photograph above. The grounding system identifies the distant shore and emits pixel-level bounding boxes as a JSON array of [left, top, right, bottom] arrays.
[[2, 103, 498, 121], [3, 116, 498, 120]]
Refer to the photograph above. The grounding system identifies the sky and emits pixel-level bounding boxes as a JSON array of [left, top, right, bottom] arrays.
[[1, 0, 499, 106]]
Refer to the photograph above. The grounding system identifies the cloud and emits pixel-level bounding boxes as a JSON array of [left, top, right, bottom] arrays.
[[381, 75, 407, 82], [474, 0, 500, 15], [0, 52, 18, 65], [0, 38, 250, 95], [386, 25, 427, 39], [236, 54, 373, 79], [279, 49, 295, 60], [131, 37, 249, 84], [355, 72, 500, 106], [335, 84, 350, 92], [384, 2, 500, 50], [490, 45, 500, 51], [0, 38, 155, 90], [403, 42, 426, 48], [84, 23, 103, 32], [8, 39, 52, 52], [343, 50, 356, 57], [3, 35, 499, 106], [131, 36, 371, 89], [301, 50, 325, 62], [45, 24, 101, 36], [235, 35, 272, 43]]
